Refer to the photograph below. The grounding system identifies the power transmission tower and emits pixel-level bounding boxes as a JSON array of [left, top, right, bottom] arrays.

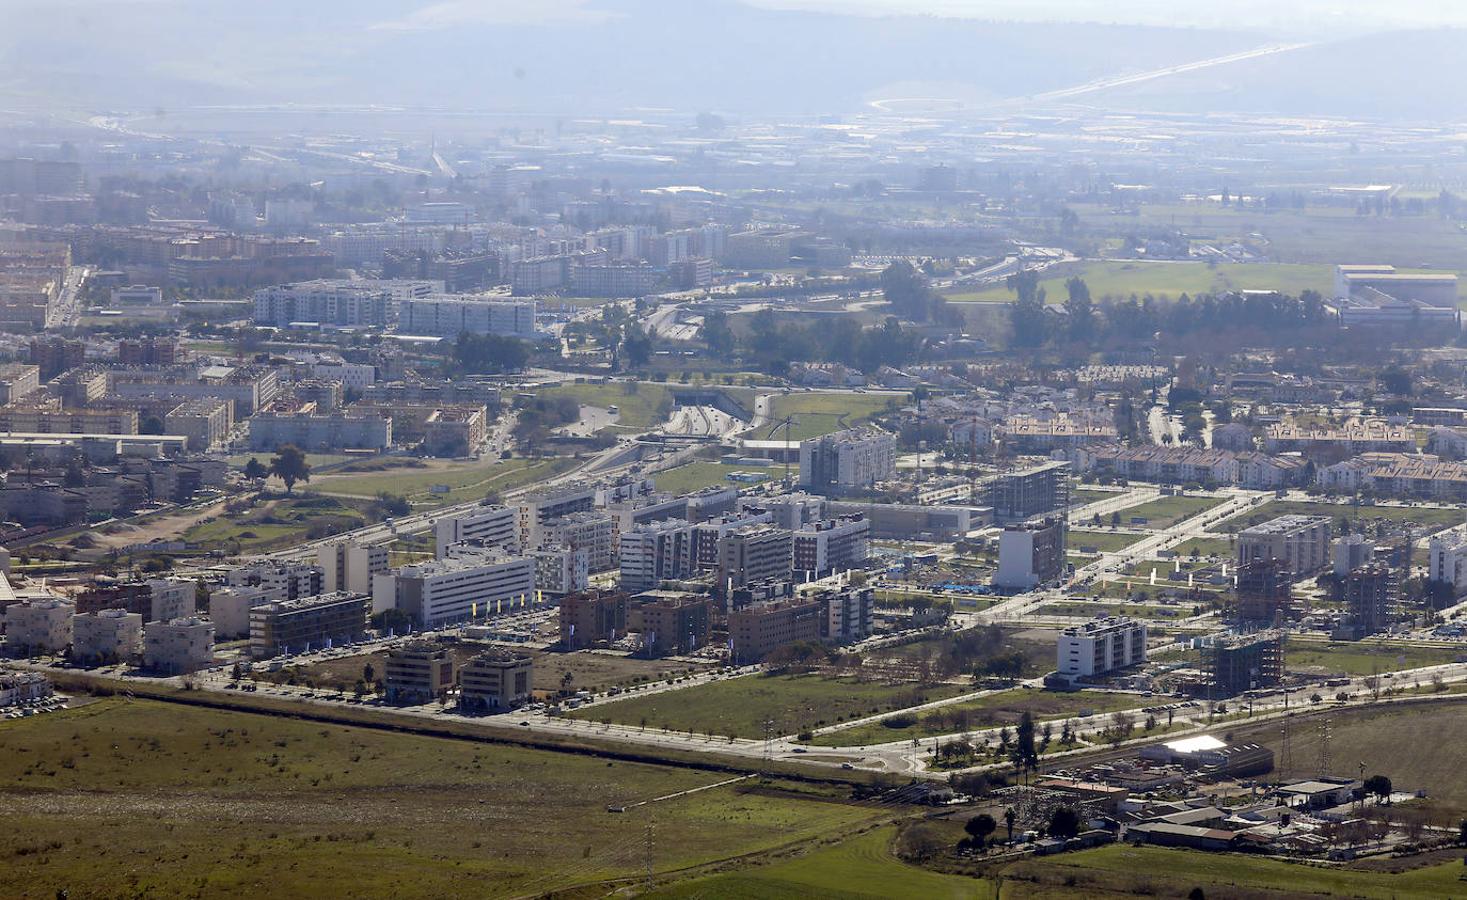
[[762, 717, 776, 773], [1317, 719, 1333, 775], [643, 816, 655, 893]]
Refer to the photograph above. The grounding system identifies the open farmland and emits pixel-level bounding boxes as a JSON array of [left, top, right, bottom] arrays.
[[567, 673, 969, 738], [943, 261, 1334, 304], [0, 698, 878, 899]]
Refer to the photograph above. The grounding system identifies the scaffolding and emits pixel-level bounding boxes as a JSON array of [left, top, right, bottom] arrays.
[[1207, 630, 1285, 697]]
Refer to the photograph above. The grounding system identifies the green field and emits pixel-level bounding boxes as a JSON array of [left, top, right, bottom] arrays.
[[1120, 495, 1226, 529], [567, 674, 969, 738], [1037, 601, 1195, 621], [1213, 500, 1466, 534], [1071, 488, 1120, 507], [652, 826, 980, 899], [181, 495, 368, 552], [226, 452, 358, 472], [806, 689, 1149, 747], [999, 843, 1467, 899], [1286, 640, 1464, 676], [653, 461, 774, 495], [743, 392, 906, 441], [1068, 530, 1147, 553], [1171, 535, 1235, 558], [944, 261, 1334, 304], [0, 698, 877, 899], [312, 457, 575, 508], [535, 381, 678, 431]]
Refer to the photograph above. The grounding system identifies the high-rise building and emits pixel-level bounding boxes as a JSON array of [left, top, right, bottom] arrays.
[[994, 517, 1068, 589], [1057, 617, 1148, 679], [717, 525, 794, 594], [435, 505, 523, 559], [1237, 515, 1332, 577], [618, 519, 693, 592], [318, 541, 390, 595], [518, 485, 597, 546], [1332, 534, 1374, 576], [983, 461, 1070, 523], [797, 429, 896, 495]]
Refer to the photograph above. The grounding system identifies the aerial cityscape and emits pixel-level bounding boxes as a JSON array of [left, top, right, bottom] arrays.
[[7, 1, 1467, 897]]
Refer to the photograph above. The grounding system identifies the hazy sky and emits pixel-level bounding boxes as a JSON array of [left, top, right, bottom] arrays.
[[744, 0, 1467, 31]]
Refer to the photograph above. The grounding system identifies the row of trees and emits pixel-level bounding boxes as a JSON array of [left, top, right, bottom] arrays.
[[699, 307, 926, 375]]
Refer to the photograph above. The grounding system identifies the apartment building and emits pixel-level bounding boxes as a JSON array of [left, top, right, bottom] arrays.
[[1057, 617, 1148, 680], [994, 517, 1068, 589], [798, 429, 896, 495], [717, 525, 794, 594], [618, 519, 694, 592], [72, 608, 144, 664], [792, 516, 870, 577], [249, 592, 371, 659], [728, 598, 823, 664], [384, 642, 456, 705], [1236, 515, 1332, 577], [559, 590, 629, 650], [397, 296, 537, 338], [3, 597, 74, 655], [435, 505, 521, 557], [318, 541, 390, 595], [143, 617, 215, 674]]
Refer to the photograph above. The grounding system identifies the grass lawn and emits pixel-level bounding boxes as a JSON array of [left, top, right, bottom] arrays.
[[943, 261, 1334, 304], [1285, 640, 1464, 676], [0, 699, 877, 899], [567, 673, 969, 738], [181, 495, 368, 553], [998, 843, 1467, 899], [226, 452, 358, 471], [651, 826, 981, 899], [536, 381, 678, 431], [1118, 495, 1226, 529], [806, 689, 1150, 747], [1037, 601, 1196, 621], [312, 457, 575, 508], [743, 392, 906, 441], [1068, 529, 1146, 553], [654, 461, 773, 495], [1171, 535, 1235, 558], [1213, 499, 1467, 534]]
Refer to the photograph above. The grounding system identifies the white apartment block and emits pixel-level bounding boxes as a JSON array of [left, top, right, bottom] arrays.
[[1058, 617, 1148, 679], [531, 546, 589, 595], [147, 578, 196, 624], [143, 617, 215, 674], [619, 519, 694, 592], [72, 608, 144, 664], [435, 505, 521, 557], [518, 485, 598, 547], [319, 541, 390, 595], [398, 296, 538, 338], [1237, 515, 1332, 577], [798, 429, 897, 494], [4, 597, 74, 655], [207, 586, 273, 640], [542, 511, 618, 573], [1430, 531, 1467, 588]]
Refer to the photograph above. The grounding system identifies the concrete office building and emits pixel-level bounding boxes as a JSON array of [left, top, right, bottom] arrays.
[[559, 590, 628, 650], [984, 461, 1070, 523], [460, 652, 533, 712], [207, 586, 272, 639], [435, 505, 521, 557], [143, 617, 214, 674], [319, 541, 390, 595], [71, 608, 144, 664], [994, 517, 1067, 589], [812, 583, 875, 644], [249, 592, 370, 658], [384, 642, 455, 705], [718, 525, 794, 594], [619, 519, 694, 592], [1237, 515, 1332, 577], [3, 597, 74, 655], [792, 516, 869, 578], [374, 549, 535, 627], [798, 429, 896, 495], [1057, 617, 1148, 680]]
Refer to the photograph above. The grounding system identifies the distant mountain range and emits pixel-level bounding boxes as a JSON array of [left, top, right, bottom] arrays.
[[0, 0, 1463, 122]]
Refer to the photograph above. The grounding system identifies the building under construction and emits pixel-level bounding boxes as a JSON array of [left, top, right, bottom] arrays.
[[1232, 559, 1295, 624], [1208, 631, 1285, 697], [984, 461, 1069, 524], [1335, 564, 1398, 641]]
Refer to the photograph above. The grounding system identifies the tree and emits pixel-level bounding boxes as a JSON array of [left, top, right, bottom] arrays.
[[965, 813, 997, 846], [1013, 711, 1038, 783], [1003, 807, 1017, 843], [698, 309, 736, 359], [268, 444, 311, 495], [242, 457, 268, 482], [881, 260, 935, 322], [1048, 806, 1081, 840], [1007, 270, 1048, 348], [1363, 774, 1392, 804], [620, 322, 654, 369], [362, 663, 375, 684], [1063, 277, 1095, 343]]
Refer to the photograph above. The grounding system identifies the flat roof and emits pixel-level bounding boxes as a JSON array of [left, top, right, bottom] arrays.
[[1162, 735, 1227, 754]]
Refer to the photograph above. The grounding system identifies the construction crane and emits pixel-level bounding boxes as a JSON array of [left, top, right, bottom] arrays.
[[768, 415, 800, 484]]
